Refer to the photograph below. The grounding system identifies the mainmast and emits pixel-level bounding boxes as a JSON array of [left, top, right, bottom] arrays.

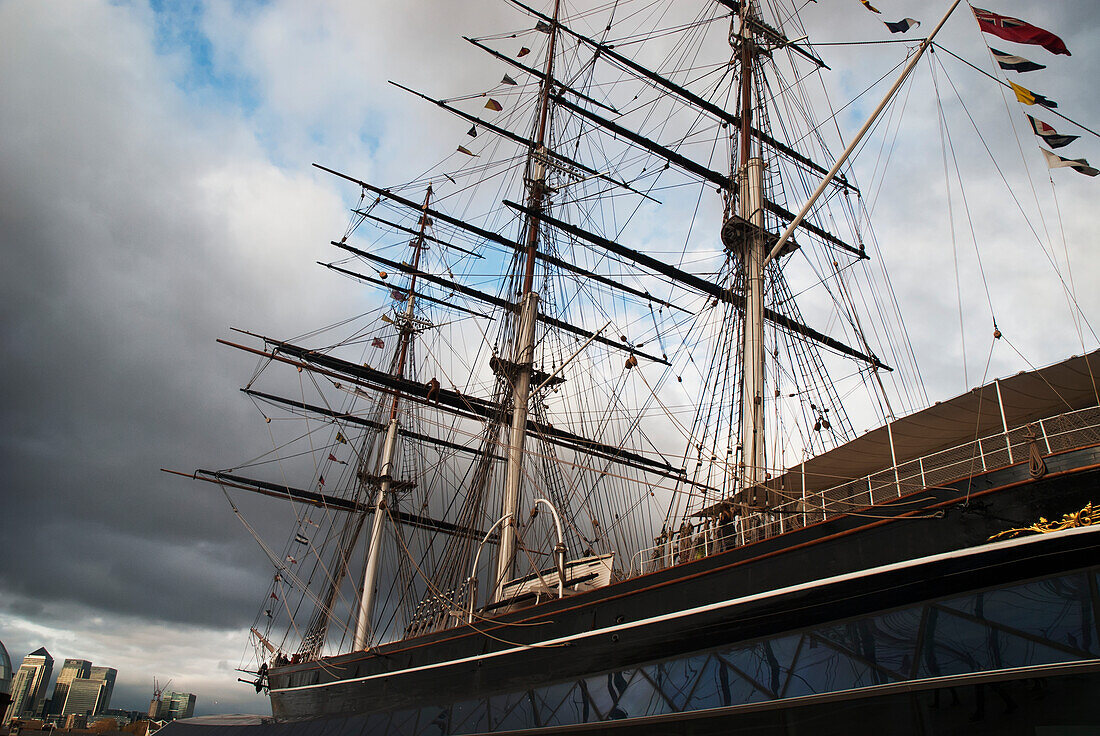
[[735, 2, 767, 493], [494, 0, 561, 601], [353, 184, 433, 650]]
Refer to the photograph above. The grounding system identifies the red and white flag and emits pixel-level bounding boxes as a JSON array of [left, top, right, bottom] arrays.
[[972, 8, 1070, 56]]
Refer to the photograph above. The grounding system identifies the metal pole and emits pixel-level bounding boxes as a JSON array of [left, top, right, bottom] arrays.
[[353, 418, 399, 650], [352, 186, 433, 650], [468, 513, 514, 622], [995, 378, 1014, 463], [495, 0, 562, 602], [534, 498, 566, 598], [886, 421, 901, 498]]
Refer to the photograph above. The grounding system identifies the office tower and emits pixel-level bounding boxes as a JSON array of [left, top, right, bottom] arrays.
[[0, 639, 12, 724], [88, 666, 117, 712], [162, 692, 196, 721], [61, 678, 104, 717], [50, 659, 91, 716], [5, 647, 52, 723]]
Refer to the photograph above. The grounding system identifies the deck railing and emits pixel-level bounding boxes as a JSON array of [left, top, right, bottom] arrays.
[[629, 404, 1100, 577]]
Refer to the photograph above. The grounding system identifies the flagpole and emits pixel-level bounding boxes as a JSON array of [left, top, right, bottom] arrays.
[[763, 0, 964, 268]]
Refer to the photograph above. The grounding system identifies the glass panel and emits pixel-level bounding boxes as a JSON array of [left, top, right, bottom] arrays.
[[679, 654, 734, 711], [448, 698, 487, 735], [389, 566, 1100, 734], [608, 667, 662, 719], [529, 680, 586, 728], [654, 653, 713, 712], [940, 573, 1097, 656], [784, 632, 897, 698], [385, 708, 421, 736]]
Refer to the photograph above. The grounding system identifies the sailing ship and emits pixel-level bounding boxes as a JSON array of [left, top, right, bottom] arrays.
[[165, 0, 1100, 733]]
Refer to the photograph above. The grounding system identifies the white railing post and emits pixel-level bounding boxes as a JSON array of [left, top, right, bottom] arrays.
[[886, 420, 901, 498], [994, 379, 1014, 463], [1038, 419, 1052, 453]]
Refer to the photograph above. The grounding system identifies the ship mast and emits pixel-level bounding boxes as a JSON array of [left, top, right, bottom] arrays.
[[494, 0, 561, 601], [353, 184, 433, 650], [736, 1, 767, 493]]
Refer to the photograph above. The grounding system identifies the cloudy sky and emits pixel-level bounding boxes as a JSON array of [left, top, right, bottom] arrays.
[[1, 0, 1097, 718]]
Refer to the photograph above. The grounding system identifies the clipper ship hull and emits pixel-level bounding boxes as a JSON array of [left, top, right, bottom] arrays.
[[263, 445, 1100, 729]]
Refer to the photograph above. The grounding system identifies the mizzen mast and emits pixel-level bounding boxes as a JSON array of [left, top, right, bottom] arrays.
[[353, 184, 433, 650], [494, 0, 561, 601]]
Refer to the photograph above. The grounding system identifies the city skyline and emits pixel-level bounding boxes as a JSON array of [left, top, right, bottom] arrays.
[[1, 646, 180, 723]]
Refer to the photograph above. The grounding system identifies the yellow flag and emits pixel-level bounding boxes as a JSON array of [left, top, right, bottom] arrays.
[[1008, 81, 1057, 109], [860, 0, 881, 13], [1010, 81, 1035, 105]]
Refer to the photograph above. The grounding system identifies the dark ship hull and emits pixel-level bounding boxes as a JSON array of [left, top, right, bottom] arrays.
[[260, 438, 1100, 731]]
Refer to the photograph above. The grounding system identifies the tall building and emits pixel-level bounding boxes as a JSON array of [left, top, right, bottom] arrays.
[[87, 666, 117, 712], [0, 639, 12, 724], [61, 678, 105, 717], [164, 692, 196, 721], [149, 692, 195, 721], [49, 659, 91, 716], [5, 647, 53, 723], [61, 664, 117, 717]]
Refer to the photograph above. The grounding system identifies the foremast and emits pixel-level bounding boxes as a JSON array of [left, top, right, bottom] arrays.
[[493, 0, 562, 601], [353, 185, 433, 650]]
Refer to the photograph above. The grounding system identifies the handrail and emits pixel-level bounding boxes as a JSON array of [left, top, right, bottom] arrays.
[[628, 404, 1100, 578]]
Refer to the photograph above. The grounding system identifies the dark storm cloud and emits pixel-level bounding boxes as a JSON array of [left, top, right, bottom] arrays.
[[0, 0, 517, 711]]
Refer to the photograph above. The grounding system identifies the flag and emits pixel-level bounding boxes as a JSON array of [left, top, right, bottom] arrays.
[[328, 452, 347, 465], [390, 288, 406, 301], [858, 0, 881, 13], [484, 99, 503, 112], [380, 313, 394, 324], [318, 474, 325, 487], [517, 47, 530, 57], [273, 573, 282, 582], [270, 591, 279, 601], [456, 145, 477, 156], [294, 533, 309, 545], [1009, 81, 1057, 109], [372, 337, 385, 348], [335, 432, 347, 444], [264, 609, 273, 618], [990, 47, 1045, 73], [501, 74, 518, 86], [1026, 115, 1078, 149], [467, 125, 477, 137], [972, 8, 1070, 56], [535, 21, 553, 33], [285, 555, 298, 564], [884, 18, 920, 33], [304, 516, 318, 526], [1041, 148, 1099, 177]]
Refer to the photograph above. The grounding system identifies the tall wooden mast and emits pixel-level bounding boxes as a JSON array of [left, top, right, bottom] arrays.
[[494, 0, 561, 601], [354, 184, 433, 650], [736, 2, 767, 492]]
